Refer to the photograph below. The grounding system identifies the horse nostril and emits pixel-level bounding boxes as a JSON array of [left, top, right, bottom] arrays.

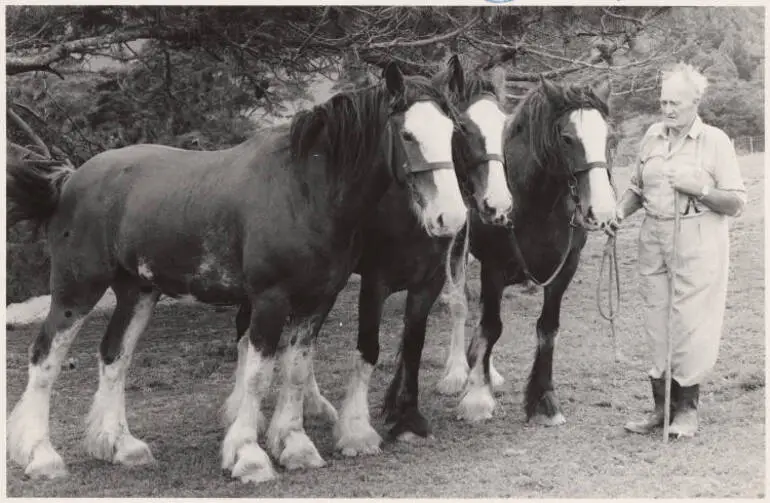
[[437, 214, 445, 228]]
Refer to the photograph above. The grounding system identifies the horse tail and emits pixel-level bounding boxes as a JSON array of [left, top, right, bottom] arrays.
[[6, 159, 75, 229]]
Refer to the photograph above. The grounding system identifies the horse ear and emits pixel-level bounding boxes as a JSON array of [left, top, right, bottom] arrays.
[[490, 66, 507, 100], [540, 75, 561, 103], [593, 78, 612, 105], [447, 54, 465, 95], [383, 62, 405, 99]]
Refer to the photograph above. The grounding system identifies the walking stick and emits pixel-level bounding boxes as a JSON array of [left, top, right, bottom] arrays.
[[663, 193, 681, 442]]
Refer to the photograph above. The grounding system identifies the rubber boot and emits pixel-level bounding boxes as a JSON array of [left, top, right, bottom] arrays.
[[624, 376, 667, 434], [668, 382, 699, 438]]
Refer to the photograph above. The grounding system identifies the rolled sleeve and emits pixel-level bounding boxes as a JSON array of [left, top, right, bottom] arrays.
[[712, 131, 747, 205], [627, 124, 660, 197], [628, 158, 644, 197]]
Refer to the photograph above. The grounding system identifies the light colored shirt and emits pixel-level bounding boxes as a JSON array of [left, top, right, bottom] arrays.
[[629, 116, 747, 219]]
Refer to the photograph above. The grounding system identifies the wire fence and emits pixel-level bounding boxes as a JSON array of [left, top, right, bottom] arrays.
[[732, 136, 764, 156]]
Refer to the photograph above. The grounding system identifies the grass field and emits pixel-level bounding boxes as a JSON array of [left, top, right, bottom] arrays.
[[5, 154, 765, 498]]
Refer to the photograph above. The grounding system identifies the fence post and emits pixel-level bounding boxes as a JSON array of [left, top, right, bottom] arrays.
[[749, 136, 753, 154]]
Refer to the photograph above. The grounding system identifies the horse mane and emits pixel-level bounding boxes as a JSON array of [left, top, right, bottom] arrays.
[[289, 85, 388, 181], [506, 81, 610, 190], [288, 74, 457, 190], [432, 56, 505, 107]]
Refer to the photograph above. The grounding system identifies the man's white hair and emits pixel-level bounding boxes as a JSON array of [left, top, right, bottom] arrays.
[[661, 62, 709, 100]]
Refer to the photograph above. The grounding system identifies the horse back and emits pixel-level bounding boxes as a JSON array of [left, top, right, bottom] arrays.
[[46, 138, 300, 302]]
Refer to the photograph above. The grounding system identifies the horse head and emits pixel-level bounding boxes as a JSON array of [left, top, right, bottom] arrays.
[[437, 55, 514, 227], [511, 76, 616, 230], [381, 62, 467, 237]]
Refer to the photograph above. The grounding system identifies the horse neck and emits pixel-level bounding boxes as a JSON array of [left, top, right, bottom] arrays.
[[507, 140, 569, 219], [298, 130, 392, 232]]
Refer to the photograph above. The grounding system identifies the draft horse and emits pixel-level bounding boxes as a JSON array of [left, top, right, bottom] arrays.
[[6, 62, 467, 484], [229, 55, 514, 454], [413, 76, 618, 425]]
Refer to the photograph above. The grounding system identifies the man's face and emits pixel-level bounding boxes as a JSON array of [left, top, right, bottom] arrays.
[[659, 76, 699, 131]]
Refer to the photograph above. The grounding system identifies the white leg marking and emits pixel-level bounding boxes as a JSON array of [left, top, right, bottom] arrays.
[[489, 355, 506, 389], [85, 292, 157, 466], [303, 352, 338, 425], [7, 317, 86, 478], [137, 258, 154, 281], [437, 277, 469, 395], [335, 354, 382, 457], [222, 332, 265, 433], [457, 337, 495, 422], [221, 342, 276, 484], [266, 322, 325, 471]]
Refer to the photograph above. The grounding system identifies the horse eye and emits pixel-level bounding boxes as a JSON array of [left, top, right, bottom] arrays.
[[562, 135, 575, 145], [402, 131, 416, 142]]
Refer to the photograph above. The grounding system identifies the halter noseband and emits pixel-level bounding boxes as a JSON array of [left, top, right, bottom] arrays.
[[472, 152, 505, 168], [387, 97, 457, 185], [462, 92, 506, 170], [573, 160, 609, 175]]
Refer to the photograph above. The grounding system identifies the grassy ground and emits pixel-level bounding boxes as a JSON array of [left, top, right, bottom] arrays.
[[5, 154, 765, 498]]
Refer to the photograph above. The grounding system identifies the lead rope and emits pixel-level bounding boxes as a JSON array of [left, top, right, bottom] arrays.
[[597, 232, 622, 410]]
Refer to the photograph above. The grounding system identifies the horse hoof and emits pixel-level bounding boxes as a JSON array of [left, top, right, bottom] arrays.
[[24, 445, 68, 480], [386, 407, 431, 440], [396, 431, 434, 444], [457, 387, 496, 422], [530, 412, 566, 427], [490, 367, 505, 389], [335, 423, 382, 457], [114, 436, 156, 466], [436, 368, 468, 395], [279, 431, 326, 470], [231, 444, 276, 484]]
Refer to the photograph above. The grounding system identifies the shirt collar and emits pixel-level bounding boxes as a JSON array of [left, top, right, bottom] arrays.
[[658, 115, 704, 140]]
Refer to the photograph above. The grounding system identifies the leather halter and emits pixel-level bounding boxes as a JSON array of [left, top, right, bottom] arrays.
[[385, 97, 456, 185], [474, 152, 505, 168], [509, 160, 610, 287]]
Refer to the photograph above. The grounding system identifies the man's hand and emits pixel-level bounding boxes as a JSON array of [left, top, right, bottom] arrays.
[[669, 165, 708, 196], [602, 207, 624, 237]]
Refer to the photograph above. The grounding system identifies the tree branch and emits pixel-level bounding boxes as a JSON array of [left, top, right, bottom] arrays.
[[7, 107, 51, 158], [366, 14, 479, 49], [8, 18, 52, 50], [6, 23, 218, 76]]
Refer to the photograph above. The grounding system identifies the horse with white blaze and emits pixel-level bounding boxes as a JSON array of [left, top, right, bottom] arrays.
[[5, 62, 466, 484]]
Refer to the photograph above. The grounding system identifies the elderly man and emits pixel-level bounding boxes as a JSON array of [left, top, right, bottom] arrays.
[[608, 62, 747, 438]]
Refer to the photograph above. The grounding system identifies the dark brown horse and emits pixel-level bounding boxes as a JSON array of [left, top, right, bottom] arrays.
[[228, 55, 514, 454], [399, 76, 617, 428], [6, 63, 468, 484]]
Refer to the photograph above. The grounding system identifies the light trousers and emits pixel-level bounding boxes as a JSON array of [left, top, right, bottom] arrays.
[[638, 210, 730, 386]]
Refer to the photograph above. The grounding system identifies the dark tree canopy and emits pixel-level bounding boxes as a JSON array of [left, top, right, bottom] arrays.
[[5, 5, 763, 165]]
